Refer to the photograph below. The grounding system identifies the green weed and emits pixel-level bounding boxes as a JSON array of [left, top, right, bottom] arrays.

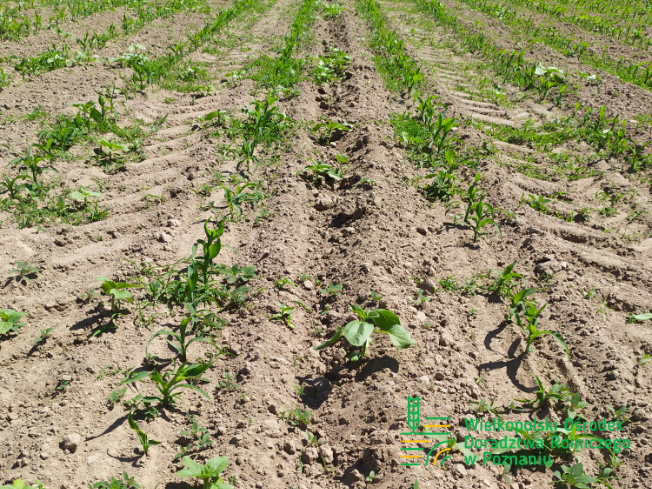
[[315, 305, 414, 361]]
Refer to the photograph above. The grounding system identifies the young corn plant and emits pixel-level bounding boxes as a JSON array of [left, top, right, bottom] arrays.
[[465, 200, 502, 243], [146, 302, 216, 362], [315, 305, 415, 362], [128, 412, 161, 457], [514, 302, 569, 358], [118, 360, 213, 408]]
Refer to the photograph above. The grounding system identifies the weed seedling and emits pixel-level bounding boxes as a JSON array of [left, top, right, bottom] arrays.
[[279, 407, 311, 427], [320, 282, 343, 297], [470, 398, 503, 419], [89, 472, 141, 489], [605, 405, 630, 423], [0, 309, 28, 336], [627, 312, 652, 323], [175, 414, 213, 459], [269, 302, 294, 329], [306, 430, 323, 447], [96, 276, 140, 314], [552, 463, 597, 488], [177, 456, 233, 489], [10, 261, 39, 283], [315, 305, 415, 361], [108, 387, 127, 405], [275, 276, 295, 290], [34, 327, 53, 344], [638, 352, 652, 365]]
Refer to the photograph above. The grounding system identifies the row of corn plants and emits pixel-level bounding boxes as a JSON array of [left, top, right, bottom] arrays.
[[0, 0, 147, 42], [409, 0, 652, 173], [449, 0, 652, 91], [12, 0, 210, 79]]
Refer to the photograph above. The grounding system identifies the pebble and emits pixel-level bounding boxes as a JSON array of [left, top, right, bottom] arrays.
[[62, 433, 81, 453]]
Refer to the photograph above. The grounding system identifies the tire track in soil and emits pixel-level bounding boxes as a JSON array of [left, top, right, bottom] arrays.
[[0, 0, 298, 487], [0, 0, 650, 488], [367, 1, 652, 488]]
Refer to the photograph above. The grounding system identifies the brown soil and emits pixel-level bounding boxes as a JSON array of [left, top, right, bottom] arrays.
[[0, 1, 651, 489]]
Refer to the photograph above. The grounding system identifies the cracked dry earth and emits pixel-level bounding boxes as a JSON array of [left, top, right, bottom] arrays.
[[0, 0, 651, 489]]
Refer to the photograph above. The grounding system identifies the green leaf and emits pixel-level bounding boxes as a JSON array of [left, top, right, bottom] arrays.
[[314, 327, 343, 350], [549, 331, 570, 358], [383, 324, 416, 349], [205, 456, 229, 476], [368, 309, 400, 331], [111, 289, 134, 302], [632, 312, 652, 321], [177, 456, 203, 476], [343, 320, 374, 346]]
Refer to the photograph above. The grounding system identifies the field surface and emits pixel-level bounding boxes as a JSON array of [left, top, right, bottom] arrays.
[[0, 0, 651, 489]]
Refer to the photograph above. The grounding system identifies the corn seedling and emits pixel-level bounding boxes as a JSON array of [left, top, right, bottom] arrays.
[[526, 194, 552, 214], [96, 276, 140, 314], [128, 412, 161, 456], [34, 327, 53, 344], [514, 301, 569, 358], [269, 302, 294, 329], [8, 145, 58, 186], [220, 180, 263, 221], [146, 302, 216, 362], [465, 201, 502, 242], [481, 261, 522, 298], [10, 261, 39, 283], [0, 309, 28, 336], [0, 173, 29, 200], [315, 304, 414, 361], [177, 456, 232, 489], [118, 360, 213, 408], [321, 2, 343, 18]]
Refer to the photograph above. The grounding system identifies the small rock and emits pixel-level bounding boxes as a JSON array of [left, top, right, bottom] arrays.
[[303, 280, 314, 290], [418, 278, 436, 294], [435, 372, 445, 381], [453, 463, 467, 477], [259, 419, 284, 438], [416, 311, 426, 322], [167, 219, 180, 227], [157, 232, 172, 243], [61, 433, 81, 453], [314, 195, 334, 211], [301, 447, 319, 464], [87, 453, 100, 464], [439, 331, 454, 346], [418, 375, 430, 383], [416, 227, 427, 236], [284, 440, 296, 454], [319, 446, 334, 464]]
